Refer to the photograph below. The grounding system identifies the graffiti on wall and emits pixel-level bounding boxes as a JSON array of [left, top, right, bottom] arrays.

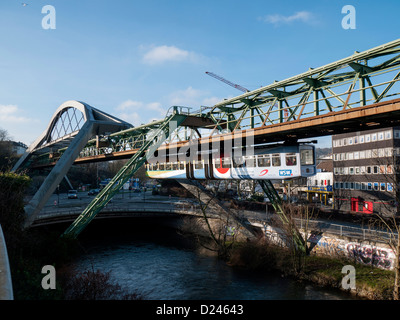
[[346, 244, 394, 270], [262, 225, 395, 270]]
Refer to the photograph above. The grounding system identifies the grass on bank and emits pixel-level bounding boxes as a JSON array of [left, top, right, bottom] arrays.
[[228, 239, 395, 300]]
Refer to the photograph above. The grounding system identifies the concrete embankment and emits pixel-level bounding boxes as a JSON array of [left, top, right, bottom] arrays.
[[0, 225, 13, 300]]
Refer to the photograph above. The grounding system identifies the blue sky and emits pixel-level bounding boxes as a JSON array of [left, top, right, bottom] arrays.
[[0, 0, 399, 147]]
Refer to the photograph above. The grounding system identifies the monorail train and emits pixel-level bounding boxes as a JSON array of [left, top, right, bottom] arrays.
[[145, 143, 316, 180]]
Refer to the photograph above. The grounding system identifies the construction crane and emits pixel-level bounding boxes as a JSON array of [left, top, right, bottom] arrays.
[[205, 71, 249, 93]]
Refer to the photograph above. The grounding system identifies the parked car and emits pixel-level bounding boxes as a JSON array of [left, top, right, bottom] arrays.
[[88, 189, 100, 195], [68, 190, 78, 199]]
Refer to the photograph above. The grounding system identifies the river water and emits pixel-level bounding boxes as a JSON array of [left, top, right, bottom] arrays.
[[71, 218, 355, 300]]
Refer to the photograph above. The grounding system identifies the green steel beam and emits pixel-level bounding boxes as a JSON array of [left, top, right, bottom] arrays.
[[62, 112, 188, 238], [259, 180, 306, 253]]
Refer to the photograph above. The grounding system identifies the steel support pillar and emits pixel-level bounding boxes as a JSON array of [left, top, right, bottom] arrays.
[[62, 113, 188, 238], [258, 180, 306, 253]]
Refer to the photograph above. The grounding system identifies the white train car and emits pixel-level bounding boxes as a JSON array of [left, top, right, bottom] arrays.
[[145, 144, 316, 180]]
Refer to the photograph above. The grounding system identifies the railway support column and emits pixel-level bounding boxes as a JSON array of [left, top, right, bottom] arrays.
[[259, 180, 306, 254]]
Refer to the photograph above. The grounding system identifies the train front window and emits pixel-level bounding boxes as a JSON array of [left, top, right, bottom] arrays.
[[300, 148, 314, 165], [222, 157, 231, 168], [285, 153, 297, 166], [272, 154, 281, 167]]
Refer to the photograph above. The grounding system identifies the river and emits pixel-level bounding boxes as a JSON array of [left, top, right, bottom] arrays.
[[70, 217, 355, 300]]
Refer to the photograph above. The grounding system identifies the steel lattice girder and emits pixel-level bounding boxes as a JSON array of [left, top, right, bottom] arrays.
[[205, 39, 400, 133], [258, 180, 306, 254], [62, 112, 189, 238]]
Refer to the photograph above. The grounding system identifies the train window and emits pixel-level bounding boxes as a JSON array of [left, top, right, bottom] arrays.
[[172, 163, 178, 170], [300, 148, 314, 165], [285, 153, 297, 166], [245, 156, 256, 167], [166, 163, 171, 170], [214, 159, 221, 169], [152, 163, 158, 171], [233, 157, 244, 168], [257, 155, 271, 167], [195, 161, 203, 169], [271, 154, 281, 167], [222, 157, 231, 168], [159, 163, 165, 170], [179, 162, 184, 170]]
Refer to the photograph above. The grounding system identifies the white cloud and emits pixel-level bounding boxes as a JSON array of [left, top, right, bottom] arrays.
[[141, 45, 201, 65], [115, 100, 166, 126], [260, 11, 314, 26], [0, 104, 31, 123], [168, 87, 225, 109]]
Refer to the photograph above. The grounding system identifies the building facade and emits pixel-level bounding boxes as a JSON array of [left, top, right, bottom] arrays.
[[332, 127, 400, 216]]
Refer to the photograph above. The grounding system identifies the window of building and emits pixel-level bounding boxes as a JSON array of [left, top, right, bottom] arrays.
[[348, 152, 354, 160], [349, 137, 353, 145], [385, 130, 392, 140], [349, 167, 354, 174], [354, 136, 358, 144], [355, 182, 360, 190], [367, 182, 372, 191], [360, 151, 365, 159], [394, 130, 400, 139], [366, 150, 371, 158], [354, 152, 359, 159], [343, 138, 347, 146], [343, 167, 348, 174], [361, 182, 367, 190], [372, 133, 377, 141], [350, 182, 354, 189], [373, 166, 379, 174], [388, 183, 394, 192], [385, 148, 393, 157], [378, 132, 384, 141], [334, 182, 339, 189], [379, 165, 386, 174], [359, 135, 365, 143], [365, 134, 371, 143], [340, 182, 344, 189], [373, 182, 379, 191], [345, 182, 349, 189], [378, 148, 385, 157], [380, 183, 386, 191], [387, 165, 394, 174], [367, 166, 372, 174], [372, 149, 378, 158], [360, 166, 366, 174], [355, 167, 360, 174]]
